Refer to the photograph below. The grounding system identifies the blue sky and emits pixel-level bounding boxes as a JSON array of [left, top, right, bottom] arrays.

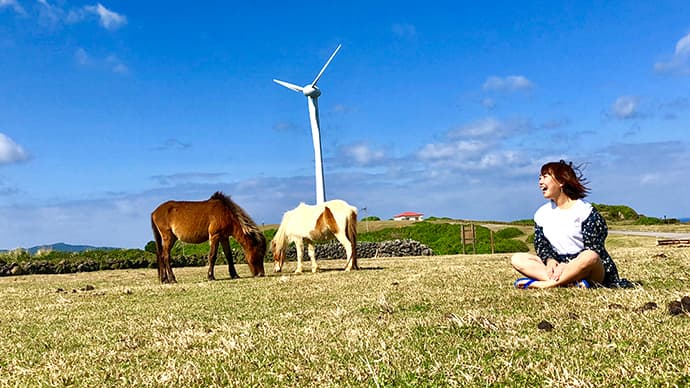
[[1, 1, 689, 249]]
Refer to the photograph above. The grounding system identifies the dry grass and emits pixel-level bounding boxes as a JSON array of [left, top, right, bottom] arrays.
[[1, 236, 689, 387]]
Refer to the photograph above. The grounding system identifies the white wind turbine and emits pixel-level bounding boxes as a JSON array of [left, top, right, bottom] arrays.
[[274, 44, 341, 204]]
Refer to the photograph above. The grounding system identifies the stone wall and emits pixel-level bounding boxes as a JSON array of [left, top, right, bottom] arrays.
[[282, 239, 433, 260]]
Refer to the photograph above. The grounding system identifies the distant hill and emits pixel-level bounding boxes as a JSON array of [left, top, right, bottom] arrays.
[[592, 203, 683, 224], [593, 203, 639, 221], [1, 243, 119, 255]]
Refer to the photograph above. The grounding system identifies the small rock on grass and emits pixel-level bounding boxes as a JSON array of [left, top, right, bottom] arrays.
[[537, 320, 554, 331], [668, 295, 690, 316], [669, 301, 683, 316]]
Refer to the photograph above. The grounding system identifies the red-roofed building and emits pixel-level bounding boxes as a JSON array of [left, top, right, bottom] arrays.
[[393, 211, 424, 221]]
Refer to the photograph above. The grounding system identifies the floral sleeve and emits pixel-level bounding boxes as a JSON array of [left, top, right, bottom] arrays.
[[534, 224, 558, 264], [581, 208, 608, 259]]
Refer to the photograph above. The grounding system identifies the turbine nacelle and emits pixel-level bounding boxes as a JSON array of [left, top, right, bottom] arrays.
[[302, 85, 321, 98]]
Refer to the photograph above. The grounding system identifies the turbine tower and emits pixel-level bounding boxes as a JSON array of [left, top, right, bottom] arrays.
[[274, 44, 341, 204]]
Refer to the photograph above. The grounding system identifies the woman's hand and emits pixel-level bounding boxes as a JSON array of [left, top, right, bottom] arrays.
[[546, 259, 561, 280], [551, 263, 566, 281]]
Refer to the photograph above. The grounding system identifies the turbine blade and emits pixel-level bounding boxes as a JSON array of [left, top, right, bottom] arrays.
[[311, 44, 341, 86], [273, 79, 303, 93]]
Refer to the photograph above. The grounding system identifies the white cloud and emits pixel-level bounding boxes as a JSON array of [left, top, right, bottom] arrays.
[[75, 49, 129, 74], [674, 33, 690, 56], [654, 32, 690, 75], [332, 104, 353, 113], [447, 117, 533, 140], [0, 133, 29, 164], [34, 1, 127, 31], [417, 139, 489, 160], [341, 143, 385, 166], [450, 118, 503, 138], [640, 173, 661, 185], [84, 3, 126, 30], [611, 96, 640, 119], [483, 75, 533, 91], [0, 0, 26, 15], [273, 121, 298, 133], [111, 62, 129, 74], [477, 150, 522, 169], [37, 0, 63, 27], [150, 172, 227, 186]]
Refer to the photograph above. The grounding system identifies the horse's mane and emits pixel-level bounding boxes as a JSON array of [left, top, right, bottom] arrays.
[[271, 210, 291, 252], [209, 192, 264, 244]]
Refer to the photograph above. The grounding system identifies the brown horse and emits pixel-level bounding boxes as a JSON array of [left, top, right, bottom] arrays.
[[151, 192, 266, 283]]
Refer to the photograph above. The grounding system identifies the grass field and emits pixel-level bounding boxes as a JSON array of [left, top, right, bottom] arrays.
[[1, 234, 689, 387]]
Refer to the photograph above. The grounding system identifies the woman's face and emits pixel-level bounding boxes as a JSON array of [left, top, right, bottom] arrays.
[[539, 172, 562, 201]]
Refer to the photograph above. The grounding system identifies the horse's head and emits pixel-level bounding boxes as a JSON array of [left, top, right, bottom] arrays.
[[246, 232, 266, 277], [271, 238, 285, 272]]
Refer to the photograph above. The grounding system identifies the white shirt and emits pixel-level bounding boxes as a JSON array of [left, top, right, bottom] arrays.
[[534, 199, 593, 255]]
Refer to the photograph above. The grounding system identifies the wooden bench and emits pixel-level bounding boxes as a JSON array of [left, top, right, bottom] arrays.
[[657, 239, 690, 247]]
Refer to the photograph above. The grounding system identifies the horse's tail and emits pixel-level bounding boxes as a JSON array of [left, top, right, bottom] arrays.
[[151, 214, 163, 279], [346, 207, 358, 268], [151, 216, 162, 255]]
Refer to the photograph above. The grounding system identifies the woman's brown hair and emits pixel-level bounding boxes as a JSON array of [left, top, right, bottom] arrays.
[[540, 160, 590, 199]]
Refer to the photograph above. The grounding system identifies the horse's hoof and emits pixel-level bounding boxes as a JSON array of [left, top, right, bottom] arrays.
[[207, 276, 216, 281], [231, 275, 240, 280]]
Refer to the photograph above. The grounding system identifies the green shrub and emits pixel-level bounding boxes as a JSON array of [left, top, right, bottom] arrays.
[[425, 216, 453, 221], [634, 216, 662, 225], [494, 227, 524, 239], [144, 241, 157, 253], [634, 216, 680, 225], [493, 239, 529, 253]]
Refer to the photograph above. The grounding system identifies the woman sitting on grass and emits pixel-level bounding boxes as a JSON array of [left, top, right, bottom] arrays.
[[511, 160, 631, 289]]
